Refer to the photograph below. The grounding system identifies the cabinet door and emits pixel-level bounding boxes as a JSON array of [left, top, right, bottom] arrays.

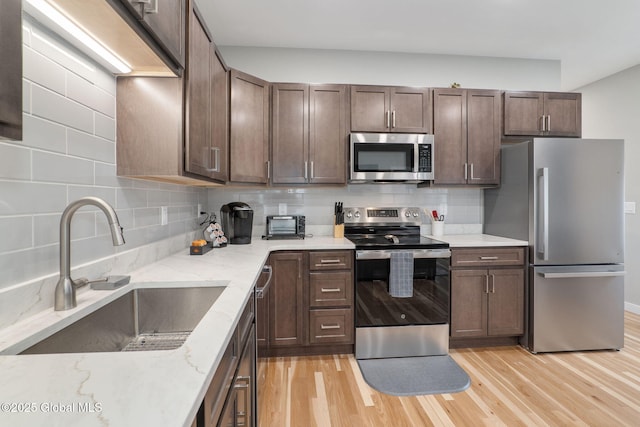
[[544, 92, 581, 137], [433, 89, 467, 185], [269, 252, 306, 347], [184, 7, 213, 178], [466, 90, 501, 185], [211, 50, 229, 181], [350, 85, 389, 132], [309, 84, 349, 184], [271, 84, 309, 184], [133, 0, 186, 67], [389, 87, 431, 133], [450, 269, 488, 337], [503, 91, 544, 136], [0, 0, 22, 141], [488, 268, 525, 336], [230, 70, 270, 183]]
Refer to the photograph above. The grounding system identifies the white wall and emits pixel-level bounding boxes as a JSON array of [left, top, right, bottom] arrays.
[[0, 16, 205, 328], [218, 46, 561, 90], [578, 64, 640, 313]]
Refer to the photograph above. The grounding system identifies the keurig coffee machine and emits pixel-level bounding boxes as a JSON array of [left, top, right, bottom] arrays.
[[220, 202, 253, 244]]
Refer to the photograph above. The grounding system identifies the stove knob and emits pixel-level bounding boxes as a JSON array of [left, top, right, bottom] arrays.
[[354, 211, 361, 218], [412, 211, 419, 217], [346, 211, 352, 218], [404, 211, 410, 217]]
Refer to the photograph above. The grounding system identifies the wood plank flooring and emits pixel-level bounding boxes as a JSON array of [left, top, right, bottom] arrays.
[[257, 311, 640, 426]]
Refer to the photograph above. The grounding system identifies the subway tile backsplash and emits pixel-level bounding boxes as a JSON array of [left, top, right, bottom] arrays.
[[0, 16, 205, 327]]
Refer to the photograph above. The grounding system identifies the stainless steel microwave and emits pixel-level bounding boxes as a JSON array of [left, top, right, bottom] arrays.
[[349, 133, 434, 182], [265, 215, 306, 239]]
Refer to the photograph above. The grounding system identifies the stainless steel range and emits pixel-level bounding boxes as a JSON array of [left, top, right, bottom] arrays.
[[344, 207, 451, 359]]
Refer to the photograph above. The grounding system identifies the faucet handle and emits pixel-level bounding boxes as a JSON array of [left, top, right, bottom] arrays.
[[72, 277, 90, 289]]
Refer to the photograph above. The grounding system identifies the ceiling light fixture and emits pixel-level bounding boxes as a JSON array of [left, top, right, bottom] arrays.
[[24, 0, 132, 74]]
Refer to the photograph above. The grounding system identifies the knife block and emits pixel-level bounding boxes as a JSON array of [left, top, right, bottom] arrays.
[[333, 217, 344, 238]]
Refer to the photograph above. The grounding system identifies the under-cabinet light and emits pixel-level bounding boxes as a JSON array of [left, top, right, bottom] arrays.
[[25, 0, 132, 74]]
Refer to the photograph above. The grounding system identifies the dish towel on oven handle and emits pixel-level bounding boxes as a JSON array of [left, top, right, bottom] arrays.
[[389, 250, 414, 298]]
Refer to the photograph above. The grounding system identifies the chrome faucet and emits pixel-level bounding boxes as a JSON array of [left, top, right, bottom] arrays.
[[55, 197, 125, 311]]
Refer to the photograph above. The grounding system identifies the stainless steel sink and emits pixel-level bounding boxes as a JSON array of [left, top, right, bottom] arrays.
[[21, 285, 226, 354]]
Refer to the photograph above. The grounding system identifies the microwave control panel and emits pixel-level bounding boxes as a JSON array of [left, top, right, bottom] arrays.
[[418, 144, 432, 172]]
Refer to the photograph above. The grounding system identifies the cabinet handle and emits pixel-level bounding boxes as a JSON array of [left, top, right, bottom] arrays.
[[490, 274, 496, 293], [256, 265, 272, 299], [540, 115, 546, 132], [266, 160, 271, 179], [386, 111, 391, 128], [484, 275, 489, 294], [234, 375, 250, 425], [310, 161, 314, 180], [320, 288, 341, 293], [479, 256, 499, 260], [320, 324, 341, 330], [207, 147, 220, 172], [464, 163, 468, 180], [470, 163, 480, 180], [133, 0, 158, 14], [546, 115, 551, 132], [304, 161, 308, 179], [392, 110, 396, 128]]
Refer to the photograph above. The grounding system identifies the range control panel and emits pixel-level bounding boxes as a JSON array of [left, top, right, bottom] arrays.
[[343, 207, 422, 225]]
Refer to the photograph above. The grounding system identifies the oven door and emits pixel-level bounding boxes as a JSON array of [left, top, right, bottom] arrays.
[[355, 249, 451, 328]]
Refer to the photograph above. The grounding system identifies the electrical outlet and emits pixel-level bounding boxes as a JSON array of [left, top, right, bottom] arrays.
[[160, 206, 168, 225]]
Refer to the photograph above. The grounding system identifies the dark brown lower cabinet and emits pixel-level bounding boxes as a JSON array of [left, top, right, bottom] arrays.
[[258, 250, 354, 357], [201, 295, 256, 427], [450, 247, 526, 347]]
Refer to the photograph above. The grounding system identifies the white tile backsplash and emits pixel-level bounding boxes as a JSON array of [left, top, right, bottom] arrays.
[[0, 17, 205, 322]]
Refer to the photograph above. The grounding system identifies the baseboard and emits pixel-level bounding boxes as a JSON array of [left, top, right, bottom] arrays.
[[625, 302, 640, 315]]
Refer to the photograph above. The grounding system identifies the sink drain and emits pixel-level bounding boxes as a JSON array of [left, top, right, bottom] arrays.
[[121, 332, 191, 351]]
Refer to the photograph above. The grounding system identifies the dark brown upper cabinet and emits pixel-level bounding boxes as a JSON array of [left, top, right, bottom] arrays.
[[504, 91, 581, 137], [0, 0, 22, 141], [184, 6, 228, 182], [120, 0, 186, 68], [432, 89, 501, 185], [350, 85, 431, 133], [271, 84, 349, 185], [229, 70, 270, 184]]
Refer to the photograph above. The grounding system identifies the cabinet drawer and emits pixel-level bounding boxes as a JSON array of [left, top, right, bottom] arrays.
[[309, 271, 353, 307], [309, 309, 353, 344], [309, 251, 353, 271], [237, 293, 255, 344], [204, 331, 238, 426], [452, 247, 525, 267]]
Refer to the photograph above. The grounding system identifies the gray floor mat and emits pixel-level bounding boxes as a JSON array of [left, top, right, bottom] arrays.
[[357, 355, 471, 396]]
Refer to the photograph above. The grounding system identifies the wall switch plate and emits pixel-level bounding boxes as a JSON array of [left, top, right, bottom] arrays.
[[161, 206, 168, 225], [625, 202, 636, 214], [279, 203, 287, 215]]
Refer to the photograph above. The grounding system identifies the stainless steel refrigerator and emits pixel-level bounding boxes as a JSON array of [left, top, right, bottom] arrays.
[[484, 138, 625, 353]]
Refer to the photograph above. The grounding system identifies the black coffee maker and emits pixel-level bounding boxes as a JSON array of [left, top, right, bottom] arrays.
[[220, 202, 253, 244]]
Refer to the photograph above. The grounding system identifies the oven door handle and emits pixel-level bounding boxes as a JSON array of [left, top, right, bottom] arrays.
[[356, 249, 451, 260]]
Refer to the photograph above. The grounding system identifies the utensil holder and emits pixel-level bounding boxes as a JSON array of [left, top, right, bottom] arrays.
[[431, 221, 444, 236]]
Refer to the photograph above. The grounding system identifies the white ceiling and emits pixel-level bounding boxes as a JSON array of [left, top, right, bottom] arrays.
[[196, 0, 640, 90]]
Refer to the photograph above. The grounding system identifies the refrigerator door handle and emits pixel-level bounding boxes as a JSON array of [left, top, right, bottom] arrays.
[[539, 271, 626, 279], [537, 167, 550, 261]]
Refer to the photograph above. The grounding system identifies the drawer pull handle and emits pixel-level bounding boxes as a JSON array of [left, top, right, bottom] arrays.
[[320, 324, 341, 330], [479, 256, 499, 260], [319, 259, 342, 264], [321, 288, 341, 293]]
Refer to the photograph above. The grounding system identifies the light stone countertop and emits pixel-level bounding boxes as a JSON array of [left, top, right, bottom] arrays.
[[0, 233, 525, 426], [0, 237, 354, 427], [425, 233, 529, 247]]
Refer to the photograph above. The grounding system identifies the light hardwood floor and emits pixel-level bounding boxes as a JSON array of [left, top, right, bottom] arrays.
[[258, 311, 640, 426]]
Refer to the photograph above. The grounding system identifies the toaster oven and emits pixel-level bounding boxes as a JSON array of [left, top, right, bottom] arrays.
[[265, 215, 306, 239]]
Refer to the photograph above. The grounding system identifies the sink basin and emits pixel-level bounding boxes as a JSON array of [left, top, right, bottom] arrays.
[[21, 285, 226, 354]]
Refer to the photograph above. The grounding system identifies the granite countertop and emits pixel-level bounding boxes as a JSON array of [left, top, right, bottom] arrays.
[[0, 237, 354, 427]]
